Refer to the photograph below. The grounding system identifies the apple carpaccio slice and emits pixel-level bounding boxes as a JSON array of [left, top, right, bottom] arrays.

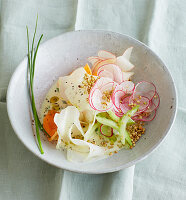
[[97, 64, 123, 83], [98, 50, 116, 59], [122, 71, 134, 81], [116, 56, 134, 71], [88, 56, 105, 66], [122, 47, 133, 60]]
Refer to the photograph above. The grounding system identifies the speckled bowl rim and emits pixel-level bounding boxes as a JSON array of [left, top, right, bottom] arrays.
[[7, 30, 177, 174]]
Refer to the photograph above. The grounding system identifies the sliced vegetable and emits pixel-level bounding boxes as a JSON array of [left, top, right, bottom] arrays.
[[116, 56, 134, 72], [98, 50, 116, 59], [43, 110, 58, 137], [107, 110, 120, 122], [122, 47, 133, 60], [119, 106, 139, 145], [84, 63, 92, 75], [96, 115, 119, 131], [132, 108, 157, 121], [97, 64, 123, 84], [122, 71, 134, 81], [119, 81, 135, 94], [92, 58, 116, 75], [100, 124, 113, 137], [129, 96, 150, 113], [88, 56, 105, 66], [98, 69, 114, 80], [133, 81, 156, 101]]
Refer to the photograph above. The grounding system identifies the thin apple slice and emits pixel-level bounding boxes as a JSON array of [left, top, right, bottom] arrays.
[[98, 50, 116, 59], [97, 64, 123, 84], [122, 71, 134, 81], [88, 56, 105, 66], [116, 56, 134, 72], [122, 47, 133, 60]]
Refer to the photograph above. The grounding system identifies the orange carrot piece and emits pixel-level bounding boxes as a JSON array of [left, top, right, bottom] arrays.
[[84, 63, 92, 75], [43, 110, 58, 138]]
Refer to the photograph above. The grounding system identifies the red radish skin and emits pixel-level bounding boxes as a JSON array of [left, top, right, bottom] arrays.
[[100, 124, 114, 137], [133, 81, 156, 101], [132, 109, 157, 122], [119, 81, 135, 94]]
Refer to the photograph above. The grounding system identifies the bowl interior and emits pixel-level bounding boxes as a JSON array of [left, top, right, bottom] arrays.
[[7, 31, 176, 173]]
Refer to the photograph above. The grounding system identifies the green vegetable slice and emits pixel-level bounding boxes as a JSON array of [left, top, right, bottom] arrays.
[[96, 115, 119, 131], [119, 106, 139, 146]]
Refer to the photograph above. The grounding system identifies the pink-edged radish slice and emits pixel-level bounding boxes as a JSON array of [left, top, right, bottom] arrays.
[[120, 81, 135, 94], [99, 81, 117, 93], [112, 104, 124, 117], [92, 58, 116, 75], [132, 109, 157, 122], [98, 50, 116, 59], [88, 56, 105, 66], [89, 88, 113, 112], [133, 81, 156, 101], [114, 110, 124, 117], [122, 47, 133, 60], [129, 96, 150, 112], [122, 72, 134, 81], [98, 69, 114, 80], [116, 56, 134, 72], [145, 101, 157, 113], [89, 79, 116, 112], [100, 124, 113, 137], [120, 95, 132, 114], [97, 64, 123, 83], [89, 77, 113, 108], [112, 89, 125, 109], [91, 77, 113, 91], [152, 91, 160, 109]]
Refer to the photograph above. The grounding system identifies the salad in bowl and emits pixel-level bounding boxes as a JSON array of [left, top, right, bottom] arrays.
[[38, 48, 160, 162]]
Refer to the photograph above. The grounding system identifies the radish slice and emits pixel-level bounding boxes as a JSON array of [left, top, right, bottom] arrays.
[[99, 81, 117, 92], [132, 109, 157, 122], [152, 91, 160, 109], [100, 124, 113, 137], [123, 47, 133, 60], [112, 90, 125, 109], [89, 78, 116, 112], [90, 88, 113, 112], [98, 50, 116, 59], [133, 81, 156, 101], [112, 104, 124, 117], [120, 81, 135, 94], [98, 69, 114, 80], [91, 77, 113, 90], [92, 58, 116, 75], [116, 56, 134, 72], [97, 64, 123, 83], [120, 95, 132, 114], [122, 72, 134, 81], [145, 101, 156, 113], [88, 56, 105, 65], [129, 96, 150, 112]]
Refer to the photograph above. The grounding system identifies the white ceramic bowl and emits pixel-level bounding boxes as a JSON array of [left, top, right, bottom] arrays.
[[7, 30, 177, 174]]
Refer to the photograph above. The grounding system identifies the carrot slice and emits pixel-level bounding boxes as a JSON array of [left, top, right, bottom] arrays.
[[84, 63, 92, 75], [43, 110, 58, 138]]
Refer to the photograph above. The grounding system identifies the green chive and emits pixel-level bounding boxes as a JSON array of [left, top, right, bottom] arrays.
[[26, 16, 50, 154]]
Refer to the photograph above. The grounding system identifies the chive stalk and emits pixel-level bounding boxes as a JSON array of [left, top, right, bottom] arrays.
[[26, 17, 50, 154]]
